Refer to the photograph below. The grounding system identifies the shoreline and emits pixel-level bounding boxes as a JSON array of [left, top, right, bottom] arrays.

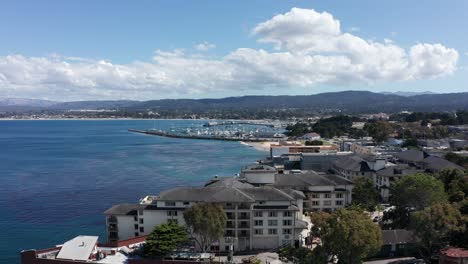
[[240, 141, 277, 152]]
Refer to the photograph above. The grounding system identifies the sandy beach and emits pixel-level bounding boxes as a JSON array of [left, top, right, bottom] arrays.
[[240, 141, 278, 152]]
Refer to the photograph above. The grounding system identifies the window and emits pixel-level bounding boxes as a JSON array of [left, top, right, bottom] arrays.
[[323, 201, 331, 206], [254, 211, 263, 217], [139, 218, 144, 224], [139, 227, 144, 232], [183, 201, 190, 205], [336, 200, 343, 206], [311, 193, 319, 198], [167, 210, 178, 216], [335, 193, 343, 199], [283, 220, 292, 226], [134, 232, 139, 237], [254, 229, 263, 235], [134, 224, 138, 230], [312, 201, 319, 206], [268, 211, 277, 217], [283, 229, 292, 235], [254, 220, 263, 226], [225, 230, 234, 236], [168, 219, 178, 224], [268, 229, 278, 235], [283, 211, 292, 217], [210, 245, 219, 251], [324, 193, 331, 199], [268, 220, 278, 226], [165, 201, 176, 207], [133, 216, 138, 221]]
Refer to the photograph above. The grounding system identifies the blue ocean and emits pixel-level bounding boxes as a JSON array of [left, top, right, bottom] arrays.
[[0, 120, 265, 263]]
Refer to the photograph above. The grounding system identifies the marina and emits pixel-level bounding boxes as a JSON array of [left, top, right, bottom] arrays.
[[129, 120, 288, 142], [128, 128, 286, 142]]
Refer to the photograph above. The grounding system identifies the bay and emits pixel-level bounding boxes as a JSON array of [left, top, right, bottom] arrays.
[[0, 120, 265, 263]]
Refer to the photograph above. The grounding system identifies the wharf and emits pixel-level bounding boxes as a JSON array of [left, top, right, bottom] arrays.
[[128, 129, 274, 142], [203, 121, 275, 128]]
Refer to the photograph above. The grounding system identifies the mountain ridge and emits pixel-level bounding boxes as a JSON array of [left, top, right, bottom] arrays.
[[1, 91, 467, 114]]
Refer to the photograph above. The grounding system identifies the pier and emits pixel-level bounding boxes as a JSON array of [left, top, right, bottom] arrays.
[[203, 121, 276, 128], [128, 129, 282, 142]]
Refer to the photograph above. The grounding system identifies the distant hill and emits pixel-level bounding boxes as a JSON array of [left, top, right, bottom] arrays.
[[380, 91, 437, 97], [128, 91, 468, 113], [48, 100, 138, 110], [0, 98, 57, 107], [1, 91, 468, 114]]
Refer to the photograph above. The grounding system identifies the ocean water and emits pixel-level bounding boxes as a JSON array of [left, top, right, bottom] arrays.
[[0, 120, 265, 263]]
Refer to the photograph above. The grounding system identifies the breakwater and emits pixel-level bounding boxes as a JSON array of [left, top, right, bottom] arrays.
[[128, 129, 276, 142]]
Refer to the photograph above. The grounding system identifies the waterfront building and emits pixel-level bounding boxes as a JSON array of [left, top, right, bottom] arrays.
[[105, 178, 307, 252], [272, 171, 353, 212]]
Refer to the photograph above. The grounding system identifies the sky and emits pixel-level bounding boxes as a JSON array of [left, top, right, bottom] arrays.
[[0, 0, 467, 101]]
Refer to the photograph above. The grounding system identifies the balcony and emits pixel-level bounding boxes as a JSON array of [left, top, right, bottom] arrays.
[[108, 231, 119, 241], [107, 224, 118, 231], [238, 222, 250, 229], [226, 222, 235, 229], [237, 231, 250, 237], [107, 216, 117, 224], [238, 213, 250, 220], [238, 203, 250, 210], [226, 213, 235, 220]]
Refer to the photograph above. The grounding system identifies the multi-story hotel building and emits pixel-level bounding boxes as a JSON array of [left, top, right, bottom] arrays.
[[105, 176, 307, 251], [104, 164, 353, 252]]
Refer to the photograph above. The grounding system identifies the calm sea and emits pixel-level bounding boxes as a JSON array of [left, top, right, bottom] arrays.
[[0, 120, 265, 263]]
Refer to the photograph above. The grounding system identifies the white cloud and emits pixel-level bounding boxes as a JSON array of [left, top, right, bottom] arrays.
[[465, 52, 468, 56], [194, 42, 216, 51], [0, 7, 459, 100], [349, 27, 360, 32]]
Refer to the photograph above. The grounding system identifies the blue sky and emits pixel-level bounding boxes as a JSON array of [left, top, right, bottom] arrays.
[[0, 0, 467, 100]]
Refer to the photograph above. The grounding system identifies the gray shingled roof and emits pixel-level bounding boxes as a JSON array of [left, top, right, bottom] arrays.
[[241, 187, 295, 201], [158, 187, 254, 202], [204, 176, 254, 188], [395, 149, 426, 163], [274, 172, 352, 189], [104, 203, 144, 215], [332, 154, 371, 172], [157, 185, 295, 203], [422, 156, 464, 172], [376, 165, 421, 177]]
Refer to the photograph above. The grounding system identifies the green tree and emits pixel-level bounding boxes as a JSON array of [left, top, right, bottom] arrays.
[[445, 152, 468, 169], [436, 169, 468, 203], [314, 209, 383, 264], [144, 223, 189, 257], [352, 177, 381, 211], [183, 203, 227, 252], [364, 121, 393, 143], [411, 203, 466, 261], [391, 173, 447, 211]]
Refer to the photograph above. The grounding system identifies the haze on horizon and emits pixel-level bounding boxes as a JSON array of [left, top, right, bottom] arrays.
[[0, 0, 467, 101]]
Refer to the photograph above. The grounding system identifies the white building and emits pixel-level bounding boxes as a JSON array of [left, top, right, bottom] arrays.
[[105, 177, 307, 252]]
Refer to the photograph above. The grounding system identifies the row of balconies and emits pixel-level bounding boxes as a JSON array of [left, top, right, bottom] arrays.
[[225, 230, 250, 237], [226, 213, 250, 219], [226, 221, 249, 229]]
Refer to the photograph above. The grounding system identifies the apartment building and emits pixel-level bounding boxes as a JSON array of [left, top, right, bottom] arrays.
[[272, 171, 353, 212], [104, 177, 307, 252]]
